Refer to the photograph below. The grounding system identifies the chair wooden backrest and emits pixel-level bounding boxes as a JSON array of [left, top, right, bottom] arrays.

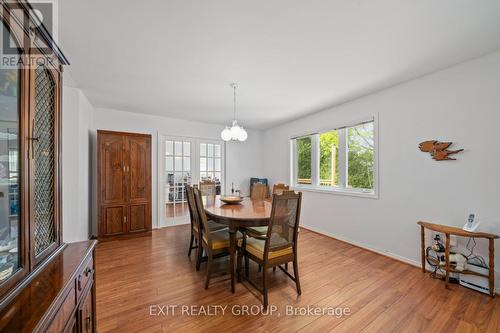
[[199, 180, 216, 196], [185, 185, 199, 232], [192, 187, 212, 248], [272, 183, 289, 195], [251, 182, 268, 200], [264, 191, 302, 258]]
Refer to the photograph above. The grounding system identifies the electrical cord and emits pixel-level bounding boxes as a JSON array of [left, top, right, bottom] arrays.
[[465, 237, 487, 268]]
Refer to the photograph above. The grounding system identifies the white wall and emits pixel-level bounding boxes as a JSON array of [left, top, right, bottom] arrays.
[[91, 108, 264, 235], [62, 85, 94, 242], [263, 51, 500, 281]]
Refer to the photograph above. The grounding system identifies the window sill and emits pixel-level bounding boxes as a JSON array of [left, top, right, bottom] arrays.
[[291, 185, 379, 199]]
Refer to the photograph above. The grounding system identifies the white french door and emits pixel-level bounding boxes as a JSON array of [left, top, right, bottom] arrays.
[[158, 135, 225, 227]]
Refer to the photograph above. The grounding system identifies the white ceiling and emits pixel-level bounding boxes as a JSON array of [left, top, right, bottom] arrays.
[[59, 0, 500, 129]]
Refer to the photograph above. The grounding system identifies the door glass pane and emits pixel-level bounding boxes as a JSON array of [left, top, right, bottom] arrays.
[[207, 144, 214, 157], [207, 158, 214, 171], [33, 64, 57, 256], [200, 143, 206, 156], [183, 157, 190, 171], [165, 140, 173, 155], [174, 141, 182, 156], [165, 156, 173, 171], [183, 142, 190, 156], [0, 30, 20, 281], [174, 156, 182, 171], [214, 144, 221, 157], [165, 139, 192, 219], [200, 157, 206, 171], [215, 158, 221, 172]]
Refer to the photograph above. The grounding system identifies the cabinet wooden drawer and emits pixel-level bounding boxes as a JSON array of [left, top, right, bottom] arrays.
[[76, 255, 94, 300], [46, 286, 76, 333]]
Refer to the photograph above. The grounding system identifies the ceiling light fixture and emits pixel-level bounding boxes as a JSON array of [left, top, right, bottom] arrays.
[[221, 83, 248, 142]]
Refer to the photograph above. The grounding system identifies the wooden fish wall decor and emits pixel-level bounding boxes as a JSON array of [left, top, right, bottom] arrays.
[[418, 140, 464, 161]]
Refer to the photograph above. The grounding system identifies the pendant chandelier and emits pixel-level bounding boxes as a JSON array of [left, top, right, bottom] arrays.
[[221, 83, 248, 142]]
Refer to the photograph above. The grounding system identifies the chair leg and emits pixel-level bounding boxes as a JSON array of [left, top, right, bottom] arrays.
[[285, 263, 288, 271], [237, 248, 243, 282], [273, 266, 276, 272], [262, 267, 268, 309], [245, 256, 249, 278], [258, 265, 261, 272], [196, 244, 203, 271], [205, 254, 213, 289], [293, 258, 301, 295], [188, 233, 194, 257]]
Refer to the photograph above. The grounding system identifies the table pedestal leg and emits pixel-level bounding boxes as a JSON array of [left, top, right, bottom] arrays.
[[229, 226, 236, 293]]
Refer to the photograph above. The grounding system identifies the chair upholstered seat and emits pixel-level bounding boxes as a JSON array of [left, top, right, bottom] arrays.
[[204, 230, 243, 250], [193, 221, 226, 233], [246, 226, 268, 235], [238, 237, 292, 259]]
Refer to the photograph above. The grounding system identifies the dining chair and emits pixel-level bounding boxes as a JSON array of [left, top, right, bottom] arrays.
[[199, 179, 216, 196], [272, 183, 289, 195], [185, 185, 226, 270], [237, 190, 302, 308], [193, 187, 238, 288], [251, 182, 268, 200]]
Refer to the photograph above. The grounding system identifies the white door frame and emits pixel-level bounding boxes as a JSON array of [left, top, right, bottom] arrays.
[[157, 133, 226, 228]]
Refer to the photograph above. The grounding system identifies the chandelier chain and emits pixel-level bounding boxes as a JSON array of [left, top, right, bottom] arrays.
[[233, 83, 236, 121]]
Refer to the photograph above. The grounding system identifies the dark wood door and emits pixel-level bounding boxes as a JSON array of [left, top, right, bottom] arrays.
[[78, 286, 94, 333], [99, 134, 126, 205], [128, 204, 148, 233], [125, 135, 151, 233], [97, 131, 151, 238], [102, 205, 126, 236], [126, 135, 150, 203]]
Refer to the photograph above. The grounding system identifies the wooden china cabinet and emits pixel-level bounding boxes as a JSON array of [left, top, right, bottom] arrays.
[[0, 1, 96, 332], [97, 130, 152, 239]]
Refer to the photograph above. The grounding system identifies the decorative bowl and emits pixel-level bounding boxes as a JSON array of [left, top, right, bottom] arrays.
[[220, 196, 244, 204]]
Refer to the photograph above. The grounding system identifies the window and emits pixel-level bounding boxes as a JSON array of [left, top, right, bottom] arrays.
[[347, 122, 374, 190], [296, 137, 312, 185], [291, 119, 376, 197]]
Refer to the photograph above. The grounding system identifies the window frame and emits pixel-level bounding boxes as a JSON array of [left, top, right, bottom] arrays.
[[290, 116, 378, 199]]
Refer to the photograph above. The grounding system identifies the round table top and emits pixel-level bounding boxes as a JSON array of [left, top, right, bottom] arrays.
[[204, 196, 271, 225]]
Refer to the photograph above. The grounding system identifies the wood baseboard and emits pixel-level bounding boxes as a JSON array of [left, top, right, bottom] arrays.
[[97, 231, 152, 242]]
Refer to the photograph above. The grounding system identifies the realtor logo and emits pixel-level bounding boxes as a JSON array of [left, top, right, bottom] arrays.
[[1, 0, 58, 68]]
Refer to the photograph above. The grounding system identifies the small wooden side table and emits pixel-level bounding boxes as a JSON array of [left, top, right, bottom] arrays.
[[418, 221, 499, 297]]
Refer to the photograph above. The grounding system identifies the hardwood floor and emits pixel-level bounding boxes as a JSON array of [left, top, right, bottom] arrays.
[[95, 225, 500, 332]]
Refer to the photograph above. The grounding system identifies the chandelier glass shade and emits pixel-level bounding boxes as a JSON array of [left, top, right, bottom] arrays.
[[221, 83, 248, 142]]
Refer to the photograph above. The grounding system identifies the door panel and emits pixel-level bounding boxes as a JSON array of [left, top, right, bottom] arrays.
[[126, 136, 150, 203], [103, 206, 125, 236], [78, 286, 94, 333], [100, 135, 125, 204], [129, 204, 148, 232]]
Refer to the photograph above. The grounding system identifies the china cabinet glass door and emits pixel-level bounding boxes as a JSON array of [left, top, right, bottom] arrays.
[[0, 22, 21, 284], [31, 64, 58, 261]]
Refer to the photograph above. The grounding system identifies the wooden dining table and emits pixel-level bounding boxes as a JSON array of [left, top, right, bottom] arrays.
[[204, 195, 272, 292]]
